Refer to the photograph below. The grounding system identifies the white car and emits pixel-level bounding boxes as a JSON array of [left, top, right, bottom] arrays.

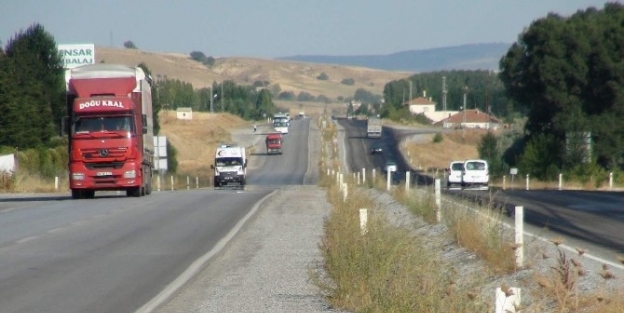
[[447, 161, 464, 188], [461, 159, 489, 188]]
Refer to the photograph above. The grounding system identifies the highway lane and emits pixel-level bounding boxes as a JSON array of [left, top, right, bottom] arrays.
[[0, 118, 312, 313], [338, 118, 624, 262]]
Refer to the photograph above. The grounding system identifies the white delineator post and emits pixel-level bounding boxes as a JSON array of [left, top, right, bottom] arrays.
[[495, 287, 521, 313], [157, 175, 161, 191], [359, 208, 368, 235], [362, 168, 366, 184], [525, 174, 530, 191], [342, 183, 348, 202], [405, 171, 410, 191], [515, 206, 524, 268], [386, 172, 391, 191], [186, 176, 190, 190], [558, 173, 562, 191], [435, 178, 441, 222], [609, 172, 613, 189], [372, 169, 376, 181], [54, 176, 59, 191], [502, 176, 506, 190], [196, 177, 199, 189], [171, 175, 174, 191]]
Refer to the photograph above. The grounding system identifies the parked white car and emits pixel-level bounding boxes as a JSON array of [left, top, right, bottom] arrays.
[[461, 159, 489, 188], [446, 161, 464, 188]]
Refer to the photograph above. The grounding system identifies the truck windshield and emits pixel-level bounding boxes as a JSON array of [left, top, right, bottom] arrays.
[[73, 116, 134, 134], [215, 157, 243, 166]]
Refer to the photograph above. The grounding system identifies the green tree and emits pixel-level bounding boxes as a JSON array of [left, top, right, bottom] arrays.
[[341, 78, 355, 86], [317, 72, 329, 80], [0, 24, 64, 148], [499, 3, 624, 171], [254, 89, 274, 119], [478, 131, 504, 176], [124, 40, 138, 49]]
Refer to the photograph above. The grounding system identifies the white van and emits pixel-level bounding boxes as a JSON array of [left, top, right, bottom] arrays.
[[461, 159, 489, 188], [211, 144, 247, 188], [447, 161, 464, 188]]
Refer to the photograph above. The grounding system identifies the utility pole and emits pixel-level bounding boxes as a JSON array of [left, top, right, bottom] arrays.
[[209, 85, 213, 113], [442, 76, 447, 112], [409, 80, 412, 105], [462, 87, 468, 140]]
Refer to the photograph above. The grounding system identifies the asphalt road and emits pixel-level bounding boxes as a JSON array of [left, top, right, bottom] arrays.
[[338, 118, 624, 263], [0, 118, 312, 313]]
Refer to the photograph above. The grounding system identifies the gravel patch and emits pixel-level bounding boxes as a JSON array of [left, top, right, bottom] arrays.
[[153, 186, 339, 313]]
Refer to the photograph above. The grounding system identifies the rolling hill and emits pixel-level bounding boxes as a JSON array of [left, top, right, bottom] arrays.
[[95, 46, 412, 100], [278, 43, 511, 72]]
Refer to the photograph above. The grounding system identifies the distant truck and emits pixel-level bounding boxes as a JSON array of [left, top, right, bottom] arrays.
[[273, 113, 289, 134], [367, 117, 382, 138], [211, 144, 247, 188], [65, 64, 154, 199], [265, 133, 283, 155]]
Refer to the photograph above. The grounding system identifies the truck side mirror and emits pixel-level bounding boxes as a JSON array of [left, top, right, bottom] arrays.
[[142, 114, 148, 134], [61, 116, 69, 136]]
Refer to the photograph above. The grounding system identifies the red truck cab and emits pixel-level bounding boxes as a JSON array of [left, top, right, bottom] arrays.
[[265, 133, 283, 155], [65, 64, 154, 199]]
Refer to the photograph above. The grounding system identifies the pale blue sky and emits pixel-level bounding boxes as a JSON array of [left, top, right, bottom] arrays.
[[0, 0, 613, 58]]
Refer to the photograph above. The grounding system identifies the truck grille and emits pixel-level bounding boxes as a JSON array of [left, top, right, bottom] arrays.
[[82, 148, 126, 160], [85, 162, 125, 170]]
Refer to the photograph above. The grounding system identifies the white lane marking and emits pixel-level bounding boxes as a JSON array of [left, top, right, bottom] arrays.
[[16, 236, 39, 244]]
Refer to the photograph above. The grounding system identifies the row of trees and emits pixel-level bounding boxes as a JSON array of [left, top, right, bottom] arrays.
[[382, 70, 512, 122], [153, 78, 275, 120]]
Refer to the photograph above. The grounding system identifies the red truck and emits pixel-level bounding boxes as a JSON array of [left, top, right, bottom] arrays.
[[265, 133, 283, 155], [65, 64, 154, 199]]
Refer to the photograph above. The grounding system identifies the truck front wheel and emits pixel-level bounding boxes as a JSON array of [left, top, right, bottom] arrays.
[[127, 187, 141, 197]]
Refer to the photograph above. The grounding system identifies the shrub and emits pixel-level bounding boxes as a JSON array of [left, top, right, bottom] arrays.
[[317, 72, 329, 80], [432, 133, 443, 143], [341, 78, 355, 86]]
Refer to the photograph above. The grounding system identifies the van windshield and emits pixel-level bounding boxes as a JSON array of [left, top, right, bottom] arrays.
[[465, 162, 486, 171], [215, 157, 243, 166], [451, 163, 464, 171]]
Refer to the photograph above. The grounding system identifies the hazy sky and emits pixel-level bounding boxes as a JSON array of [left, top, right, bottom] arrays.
[[0, 0, 613, 58]]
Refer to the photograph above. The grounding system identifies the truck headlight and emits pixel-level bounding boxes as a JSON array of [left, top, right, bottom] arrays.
[[124, 170, 136, 178], [72, 172, 85, 180], [214, 168, 220, 176]]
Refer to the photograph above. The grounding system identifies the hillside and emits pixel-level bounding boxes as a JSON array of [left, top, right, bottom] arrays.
[[95, 46, 411, 100], [278, 43, 511, 72]]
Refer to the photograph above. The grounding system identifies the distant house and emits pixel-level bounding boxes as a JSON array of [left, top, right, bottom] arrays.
[[435, 108, 501, 130], [403, 93, 458, 123], [404, 96, 435, 115], [176, 107, 193, 120]]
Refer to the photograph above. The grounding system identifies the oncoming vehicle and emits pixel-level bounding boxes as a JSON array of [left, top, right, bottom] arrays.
[[446, 161, 464, 188], [273, 120, 289, 134], [461, 159, 489, 188], [265, 133, 283, 154], [211, 144, 247, 188]]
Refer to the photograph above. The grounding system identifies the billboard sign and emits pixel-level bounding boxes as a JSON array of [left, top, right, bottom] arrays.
[[58, 44, 95, 69]]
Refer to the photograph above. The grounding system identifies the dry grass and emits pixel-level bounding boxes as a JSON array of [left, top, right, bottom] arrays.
[[96, 46, 410, 100], [316, 179, 488, 312], [403, 129, 485, 171]]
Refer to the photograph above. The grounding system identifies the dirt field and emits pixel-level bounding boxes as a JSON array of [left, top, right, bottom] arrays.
[[403, 129, 487, 171]]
